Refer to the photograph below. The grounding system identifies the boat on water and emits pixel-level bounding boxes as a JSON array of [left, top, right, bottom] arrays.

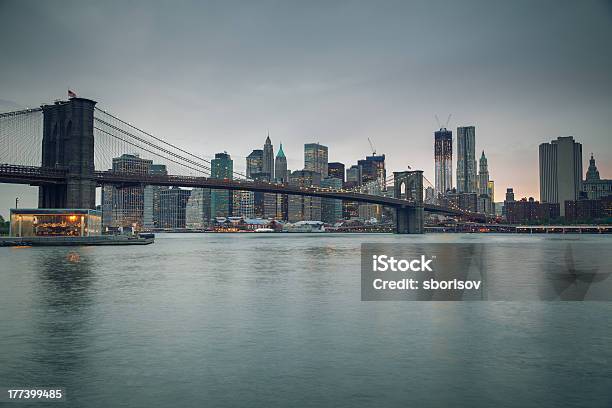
[[254, 228, 276, 233], [0, 233, 155, 247], [283, 221, 326, 233]]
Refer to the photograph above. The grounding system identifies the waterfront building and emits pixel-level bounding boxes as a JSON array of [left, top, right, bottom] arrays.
[[434, 127, 453, 197], [565, 195, 612, 223], [582, 154, 612, 199], [456, 126, 477, 194], [211, 152, 233, 217], [158, 187, 191, 229], [246, 149, 263, 178], [328, 162, 345, 184], [304, 143, 328, 176], [10, 209, 102, 237], [288, 170, 321, 222], [321, 176, 343, 224], [539, 136, 582, 216], [263, 134, 274, 177], [144, 164, 168, 229], [102, 153, 152, 229], [275, 143, 288, 182], [185, 188, 211, 229], [237, 190, 255, 218], [505, 197, 560, 224]]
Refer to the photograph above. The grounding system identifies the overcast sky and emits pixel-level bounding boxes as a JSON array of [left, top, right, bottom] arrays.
[[1, 0, 611, 217]]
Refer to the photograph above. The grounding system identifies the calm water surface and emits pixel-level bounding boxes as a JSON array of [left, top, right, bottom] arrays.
[[1, 233, 611, 407]]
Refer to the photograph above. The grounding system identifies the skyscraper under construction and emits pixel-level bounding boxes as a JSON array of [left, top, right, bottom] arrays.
[[434, 128, 453, 197]]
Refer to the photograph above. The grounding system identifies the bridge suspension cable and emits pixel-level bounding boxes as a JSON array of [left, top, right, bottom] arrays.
[[94, 107, 251, 180], [0, 107, 43, 167]]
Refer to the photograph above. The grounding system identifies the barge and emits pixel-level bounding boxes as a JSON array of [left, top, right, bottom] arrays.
[[0, 234, 154, 247]]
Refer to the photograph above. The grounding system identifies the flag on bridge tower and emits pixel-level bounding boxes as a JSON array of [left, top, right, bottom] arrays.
[[68, 89, 77, 98]]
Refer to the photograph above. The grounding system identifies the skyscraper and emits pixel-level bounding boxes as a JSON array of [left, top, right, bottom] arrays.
[[345, 165, 361, 187], [211, 152, 233, 218], [434, 128, 453, 197], [275, 143, 288, 182], [246, 149, 263, 178], [288, 170, 321, 222], [144, 164, 168, 229], [478, 151, 489, 196], [327, 162, 345, 184], [237, 190, 255, 218], [539, 136, 582, 216], [263, 134, 274, 178], [304, 143, 328, 176], [358, 154, 386, 190], [321, 176, 343, 224], [456, 126, 477, 194], [102, 153, 152, 229], [158, 187, 191, 229], [185, 188, 211, 229]]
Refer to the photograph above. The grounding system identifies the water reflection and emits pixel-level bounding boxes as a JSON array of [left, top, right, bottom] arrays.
[[30, 249, 96, 379]]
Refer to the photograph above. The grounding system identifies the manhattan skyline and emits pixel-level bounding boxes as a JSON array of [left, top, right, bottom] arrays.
[[1, 0, 611, 214]]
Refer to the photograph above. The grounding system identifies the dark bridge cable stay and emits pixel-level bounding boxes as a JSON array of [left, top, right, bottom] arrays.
[[0, 108, 43, 167], [94, 107, 251, 180]]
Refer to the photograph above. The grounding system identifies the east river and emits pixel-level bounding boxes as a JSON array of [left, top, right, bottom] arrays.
[[1, 233, 611, 407]]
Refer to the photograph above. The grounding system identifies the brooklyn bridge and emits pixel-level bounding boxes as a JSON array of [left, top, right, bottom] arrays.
[[0, 97, 486, 233]]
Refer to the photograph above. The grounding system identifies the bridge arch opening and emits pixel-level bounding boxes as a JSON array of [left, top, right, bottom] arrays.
[[399, 181, 406, 199]]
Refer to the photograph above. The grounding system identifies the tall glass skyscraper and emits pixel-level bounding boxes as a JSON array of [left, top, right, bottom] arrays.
[[211, 152, 233, 218], [304, 143, 328, 176], [321, 176, 343, 224], [246, 149, 263, 178], [539, 136, 582, 216], [456, 126, 477, 194], [434, 128, 452, 197]]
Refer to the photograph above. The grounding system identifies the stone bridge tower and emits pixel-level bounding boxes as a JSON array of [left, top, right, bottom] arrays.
[[38, 97, 97, 209], [393, 170, 424, 234]]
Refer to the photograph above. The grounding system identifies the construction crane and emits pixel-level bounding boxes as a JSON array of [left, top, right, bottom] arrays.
[[367, 137, 376, 156], [435, 114, 452, 130]]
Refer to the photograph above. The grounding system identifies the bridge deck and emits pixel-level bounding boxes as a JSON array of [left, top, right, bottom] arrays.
[[0, 164, 472, 216]]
